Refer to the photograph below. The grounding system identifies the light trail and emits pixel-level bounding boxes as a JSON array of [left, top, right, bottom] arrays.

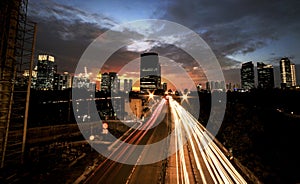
[[168, 96, 247, 184], [84, 99, 167, 184]]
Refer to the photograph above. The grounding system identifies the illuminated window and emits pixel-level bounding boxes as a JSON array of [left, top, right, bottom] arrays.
[[38, 55, 47, 61], [48, 56, 55, 62]]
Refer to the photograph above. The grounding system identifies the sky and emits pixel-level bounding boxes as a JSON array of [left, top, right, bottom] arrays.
[[27, 0, 300, 88]]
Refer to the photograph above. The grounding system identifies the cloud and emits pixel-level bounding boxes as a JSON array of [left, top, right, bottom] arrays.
[[160, 0, 300, 69], [126, 40, 162, 52], [26, 0, 300, 86], [28, 0, 118, 30], [27, 0, 120, 73]]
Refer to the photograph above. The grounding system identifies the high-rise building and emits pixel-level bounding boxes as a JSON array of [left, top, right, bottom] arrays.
[[100, 72, 120, 92], [241, 61, 255, 90], [109, 72, 119, 92], [220, 81, 226, 91], [206, 81, 211, 91], [101, 72, 110, 91], [36, 54, 57, 90], [163, 83, 167, 92], [124, 79, 128, 92], [96, 71, 101, 91], [140, 52, 161, 93], [291, 63, 297, 87], [124, 79, 133, 93], [210, 81, 214, 91], [257, 62, 274, 89], [53, 72, 72, 90], [280, 57, 296, 88], [129, 79, 133, 91]]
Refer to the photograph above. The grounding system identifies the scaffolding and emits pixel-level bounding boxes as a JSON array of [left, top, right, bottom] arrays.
[[0, 0, 36, 168]]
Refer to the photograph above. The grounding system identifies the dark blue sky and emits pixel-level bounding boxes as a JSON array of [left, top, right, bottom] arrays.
[[27, 0, 300, 87]]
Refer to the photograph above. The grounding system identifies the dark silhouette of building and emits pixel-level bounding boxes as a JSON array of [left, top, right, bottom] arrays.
[[140, 52, 161, 93], [241, 61, 255, 90], [162, 82, 167, 92], [257, 62, 274, 89]]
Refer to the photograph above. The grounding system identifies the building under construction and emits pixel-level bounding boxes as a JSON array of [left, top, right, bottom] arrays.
[[0, 0, 36, 170]]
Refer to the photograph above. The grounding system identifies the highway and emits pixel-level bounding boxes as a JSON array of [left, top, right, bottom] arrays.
[[83, 96, 247, 184], [167, 96, 247, 184], [83, 98, 170, 184]]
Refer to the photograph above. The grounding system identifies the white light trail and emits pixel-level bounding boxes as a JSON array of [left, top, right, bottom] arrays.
[[169, 97, 247, 184]]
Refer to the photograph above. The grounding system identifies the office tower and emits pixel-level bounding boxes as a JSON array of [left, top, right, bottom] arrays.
[[36, 54, 57, 90], [109, 72, 119, 92], [257, 62, 274, 89], [210, 81, 214, 91], [241, 61, 255, 90], [206, 81, 211, 91], [96, 71, 101, 91], [53, 72, 72, 90], [73, 67, 91, 89], [53, 73, 61, 90], [129, 79, 133, 91], [0, 0, 36, 168], [280, 57, 295, 88], [117, 79, 121, 92], [220, 81, 226, 91], [163, 83, 168, 92], [124, 79, 133, 93], [291, 63, 297, 87], [63, 72, 72, 89], [140, 52, 161, 93], [111, 96, 125, 119], [124, 79, 128, 92], [101, 72, 110, 91]]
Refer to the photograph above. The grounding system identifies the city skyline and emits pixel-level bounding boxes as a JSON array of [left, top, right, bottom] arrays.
[[31, 52, 299, 92], [2, 1, 300, 183], [27, 0, 300, 88]]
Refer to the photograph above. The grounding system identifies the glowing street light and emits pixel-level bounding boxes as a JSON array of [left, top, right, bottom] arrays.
[[148, 91, 154, 100]]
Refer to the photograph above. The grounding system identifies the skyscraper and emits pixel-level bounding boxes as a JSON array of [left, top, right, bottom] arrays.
[[101, 72, 110, 91], [241, 61, 255, 90], [96, 71, 101, 91], [140, 52, 161, 93], [291, 63, 297, 87], [280, 57, 296, 88], [129, 79, 133, 92], [100, 72, 120, 92], [206, 81, 211, 91], [53, 72, 72, 90], [257, 62, 274, 89], [36, 54, 57, 90], [163, 82, 168, 92], [124, 79, 133, 93], [109, 72, 119, 92]]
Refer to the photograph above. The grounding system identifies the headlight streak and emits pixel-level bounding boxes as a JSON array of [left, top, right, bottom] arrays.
[[111, 98, 167, 162], [169, 97, 247, 184], [86, 99, 168, 183], [171, 99, 190, 184]]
